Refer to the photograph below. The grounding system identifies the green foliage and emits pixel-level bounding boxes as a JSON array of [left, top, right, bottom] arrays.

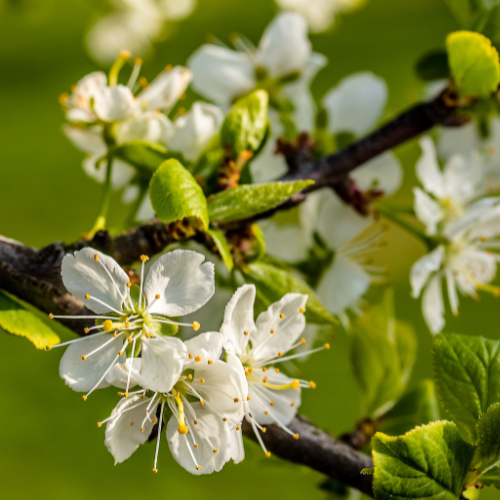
[[0, 291, 60, 349], [472, 402, 500, 470], [149, 159, 209, 229], [207, 180, 313, 223], [109, 140, 184, 181], [433, 333, 500, 444], [208, 228, 234, 271], [350, 290, 417, 416], [479, 466, 500, 488], [415, 49, 450, 81], [372, 421, 475, 500], [240, 260, 336, 326], [221, 90, 269, 157], [446, 30, 500, 98], [190, 134, 224, 195]]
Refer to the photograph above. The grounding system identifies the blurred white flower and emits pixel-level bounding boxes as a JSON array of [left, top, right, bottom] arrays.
[[86, 0, 197, 65], [275, 0, 366, 33]]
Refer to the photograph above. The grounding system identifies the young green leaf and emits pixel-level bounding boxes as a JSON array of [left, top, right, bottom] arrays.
[[0, 291, 60, 349], [221, 90, 269, 156], [395, 320, 418, 386], [208, 180, 314, 223], [433, 333, 500, 444], [472, 402, 500, 471], [240, 260, 336, 325], [149, 159, 209, 229], [446, 31, 500, 98], [415, 49, 450, 81], [378, 380, 440, 437], [372, 421, 475, 500], [478, 465, 500, 488], [109, 140, 184, 181], [208, 228, 234, 271]]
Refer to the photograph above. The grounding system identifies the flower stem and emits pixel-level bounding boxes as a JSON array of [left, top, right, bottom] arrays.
[[91, 158, 113, 234], [375, 202, 432, 248]]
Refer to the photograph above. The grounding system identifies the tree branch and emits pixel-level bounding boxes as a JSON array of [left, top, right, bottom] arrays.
[[242, 415, 374, 496]]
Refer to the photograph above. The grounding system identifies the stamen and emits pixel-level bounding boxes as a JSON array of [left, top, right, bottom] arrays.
[[84, 294, 123, 315], [262, 344, 330, 365], [139, 255, 148, 310], [46, 330, 110, 350], [127, 58, 142, 89], [82, 334, 121, 360], [48, 314, 116, 320], [152, 402, 165, 473], [173, 391, 189, 435], [109, 50, 131, 87]]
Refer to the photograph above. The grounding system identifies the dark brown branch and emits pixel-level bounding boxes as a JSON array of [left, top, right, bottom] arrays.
[[242, 415, 374, 496]]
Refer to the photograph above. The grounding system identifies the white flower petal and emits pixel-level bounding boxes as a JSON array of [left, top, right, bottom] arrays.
[[144, 249, 215, 317], [248, 371, 300, 426], [422, 274, 445, 334], [168, 102, 223, 161], [322, 72, 387, 136], [351, 152, 402, 197], [413, 187, 443, 236], [184, 331, 224, 365], [252, 294, 307, 362], [438, 121, 479, 160], [410, 245, 445, 298], [82, 156, 135, 189], [63, 124, 106, 155], [157, 0, 196, 20], [105, 357, 148, 389], [257, 12, 311, 79], [220, 285, 256, 356], [93, 84, 137, 122], [135, 192, 155, 222], [59, 334, 125, 392], [264, 223, 310, 263], [138, 66, 192, 113], [140, 336, 187, 393], [105, 394, 154, 464], [188, 44, 255, 103], [66, 71, 107, 122], [416, 137, 445, 198], [275, 0, 337, 33], [316, 256, 370, 315], [227, 428, 245, 464], [61, 248, 129, 314], [167, 403, 233, 474], [249, 133, 287, 182], [114, 112, 173, 144]]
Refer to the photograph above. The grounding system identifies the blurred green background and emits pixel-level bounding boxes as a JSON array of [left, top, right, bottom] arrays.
[[1, 0, 497, 498]]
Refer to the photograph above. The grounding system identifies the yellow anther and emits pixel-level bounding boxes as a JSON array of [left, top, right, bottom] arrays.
[[193, 321, 200, 331], [481, 236, 487, 242], [145, 333, 151, 339], [45, 345, 51, 351], [294, 433, 300, 440], [247, 395, 251, 401], [188, 353, 193, 359], [200, 401, 205, 406], [155, 294, 160, 299], [96, 422, 102, 428], [324, 343, 330, 350], [152, 419, 157, 424], [166, 64, 173, 71], [195, 356, 201, 362], [265, 451, 271, 458], [194, 444, 199, 449], [278, 352, 282, 357], [187, 374, 193, 380], [195, 465, 201, 470], [58, 92, 69, 105], [310, 381, 317, 389], [113, 333, 117, 338], [200, 378, 205, 384], [213, 449, 218, 454], [140, 255, 149, 262], [264, 411, 268, 415], [124, 392, 129, 398], [82, 355, 87, 361], [127, 282, 131, 288], [236, 426, 241, 431], [193, 419, 198, 424], [244, 330, 249, 336], [135, 57, 142, 65], [117, 392, 123, 396], [262, 367, 267, 372], [263, 377, 268, 383], [280, 313, 285, 319], [290, 402, 295, 407], [94, 254, 99, 262], [262, 428, 267, 433], [140, 428, 145, 433], [178, 107, 186, 115], [127, 337, 133, 343], [244, 370, 249, 376], [119, 50, 131, 59], [234, 398, 240, 403], [118, 351, 124, 356], [299, 308, 305, 314], [270, 401, 275, 406], [178, 424, 189, 435], [208, 359, 213, 365], [152, 468, 158, 473], [270, 329, 275, 334], [222, 417, 227, 422], [84, 328, 89, 334], [125, 322, 130, 329], [103, 320, 113, 332], [248, 367, 254, 373], [275, 368, 279, 373], [82, 396, 87, 402], [292, 380, 300, 390], [301, 338, 306, 344], [141, 394, 146, 399], [85, 294, 90, 300], [49, 313, 54, 319]]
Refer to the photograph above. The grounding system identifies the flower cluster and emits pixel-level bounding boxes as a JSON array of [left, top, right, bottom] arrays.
[[47, 248, 327, 474]]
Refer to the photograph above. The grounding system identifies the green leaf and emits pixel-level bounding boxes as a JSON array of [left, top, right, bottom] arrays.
[[446, 30, 500, 98], [415, 49, 450, 81], [149, 159, 209, 229], [478, 465, 500, 487], [240, 260, 336, 326], [207, 180, 313, 223], [433, 333, 500, 444], [0, 291, 60, 349], [473, 402, 500, 470], [110, 140, 184, 181], [208, 228, 234, 271], [378, 380, 440, 437], [221, 90, 269, 156], [372, 421, 475, 500]]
